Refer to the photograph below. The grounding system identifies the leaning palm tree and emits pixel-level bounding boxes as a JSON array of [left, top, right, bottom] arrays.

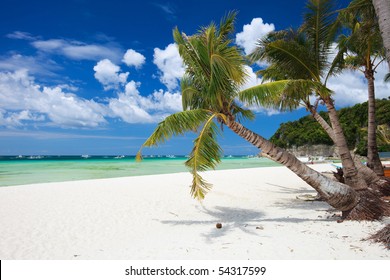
[[337, 0, 385, 176], [137, 12, 387, 220], [246, 0, 368, 190]]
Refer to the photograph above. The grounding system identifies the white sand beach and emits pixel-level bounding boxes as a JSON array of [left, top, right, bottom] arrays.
[[0, 163, 389, 260]]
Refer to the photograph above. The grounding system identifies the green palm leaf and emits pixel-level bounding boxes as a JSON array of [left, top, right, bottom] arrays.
[[260, 36, 318, 81], [136, 109, 212, 160], [181, 75, 202, 110], [185, 113, 225, 199], [302, 0, 336, 73], [239, 80, 331, 111], [230, 102, 255, 122], [217, 11, 237, 41]]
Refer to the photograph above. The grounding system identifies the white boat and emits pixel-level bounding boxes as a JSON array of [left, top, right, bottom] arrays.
[[297, 157, 309, 163], [166, 155, 176, 158], [28, 155, 43, 159]]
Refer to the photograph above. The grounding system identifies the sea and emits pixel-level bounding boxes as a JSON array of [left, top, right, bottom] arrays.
[[0, 155, 280, 187], [1, 152, 389, 187]]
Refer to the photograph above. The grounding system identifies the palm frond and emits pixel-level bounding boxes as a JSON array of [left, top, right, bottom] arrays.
[[230, 102, 256, 122], [377, 124, 390, 144], [175, 13, 246, 111], [334, 0, 384, 74], [385, 73, 390, 82], [262, 38, 318, 81], [239, 79, 330, 111], [257, 64, 289, 81], [325, 43, 346, 83], [136, 109, 212, 160], [303, 0, 337, 73], [185, 113, 224, 199], [218, 11, 237, 41], [181, 75, 201, 110]]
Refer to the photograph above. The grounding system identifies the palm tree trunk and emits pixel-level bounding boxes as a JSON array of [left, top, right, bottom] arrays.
[[226, 119, 388, 220], [308, 106, 336, 142], [226, 119, 358, 211], [308, 106, 389, 193], [372, 0, 390, 70], [323, 97, 368, 190], [365, 70, 385, 176], [309, 104, 387, 182]]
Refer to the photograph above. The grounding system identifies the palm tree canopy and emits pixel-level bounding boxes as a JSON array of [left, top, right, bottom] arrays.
[[242, 0, 340, 112], [336, 0, 384, 71], [137, 12, 254, 199]]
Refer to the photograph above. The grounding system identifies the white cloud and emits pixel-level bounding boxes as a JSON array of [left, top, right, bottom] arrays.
[[235, 18, 275, 55], [327, 62, 390, 107], [122, 49, 146, 68], [0, 130, 144, 140], [31, 39, 122, 62], [324, 44, 390, 106], [0, 70, 182, 127], [6, 31, 37, 40], [0, 109, 45, 127], [241, 65, 262, 90], [0, 54, 61, 77], [108, 80, 182, 123], [0, 70, 107, 128], [153, 43, 184, 90], [153, 3, 177, 21], [93, 59, 129, 90]]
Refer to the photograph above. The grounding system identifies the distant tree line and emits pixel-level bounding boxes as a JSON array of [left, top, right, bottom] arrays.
[[270, 98, 390, 155]]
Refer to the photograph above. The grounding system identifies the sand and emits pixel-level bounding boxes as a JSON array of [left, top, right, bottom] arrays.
[[0, 163, 389, 260]]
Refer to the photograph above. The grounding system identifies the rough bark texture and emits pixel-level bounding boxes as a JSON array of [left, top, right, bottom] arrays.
[[309, 106, 385, 185], [339, 156, 390, 198], [373, 0, 390, 70], [309, 107, 336, 142], [365, 69, 385, 176], [309, 104, 389, 195], [226, 120, 359, 211], [324, 97, 368, 190]]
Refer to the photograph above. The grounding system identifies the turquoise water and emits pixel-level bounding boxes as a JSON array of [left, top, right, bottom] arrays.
[[0, 156, 280, 187]]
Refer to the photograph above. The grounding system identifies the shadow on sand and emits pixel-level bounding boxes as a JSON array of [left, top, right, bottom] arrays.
[[158, 178, 341, 242]]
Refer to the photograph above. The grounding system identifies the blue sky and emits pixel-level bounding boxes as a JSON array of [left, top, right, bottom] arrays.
[[1, 0, 389, 156]]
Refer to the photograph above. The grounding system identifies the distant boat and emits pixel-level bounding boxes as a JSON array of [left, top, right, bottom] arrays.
[[81, 155, 90, 159], [246, 155, 257, 159], [297, 157, 309, 163], [28, 155, 43, 159], [114, 155, 125, 159], [166, 155, 176, 158]]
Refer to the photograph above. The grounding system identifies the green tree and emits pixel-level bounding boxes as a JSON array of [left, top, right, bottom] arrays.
[[137, 12, 387, 220], [244, 0, 367, 190], [338, 0, 385, 175], [270, 99, 390, 154]]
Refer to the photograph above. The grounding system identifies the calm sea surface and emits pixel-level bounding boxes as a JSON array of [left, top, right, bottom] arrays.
[[1, 152, 388, 187], [0, 155, 280, 187]]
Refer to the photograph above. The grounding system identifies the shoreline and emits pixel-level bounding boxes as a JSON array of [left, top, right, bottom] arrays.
[[0, 156, 281, 187], [0, 164, 389, 260]]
